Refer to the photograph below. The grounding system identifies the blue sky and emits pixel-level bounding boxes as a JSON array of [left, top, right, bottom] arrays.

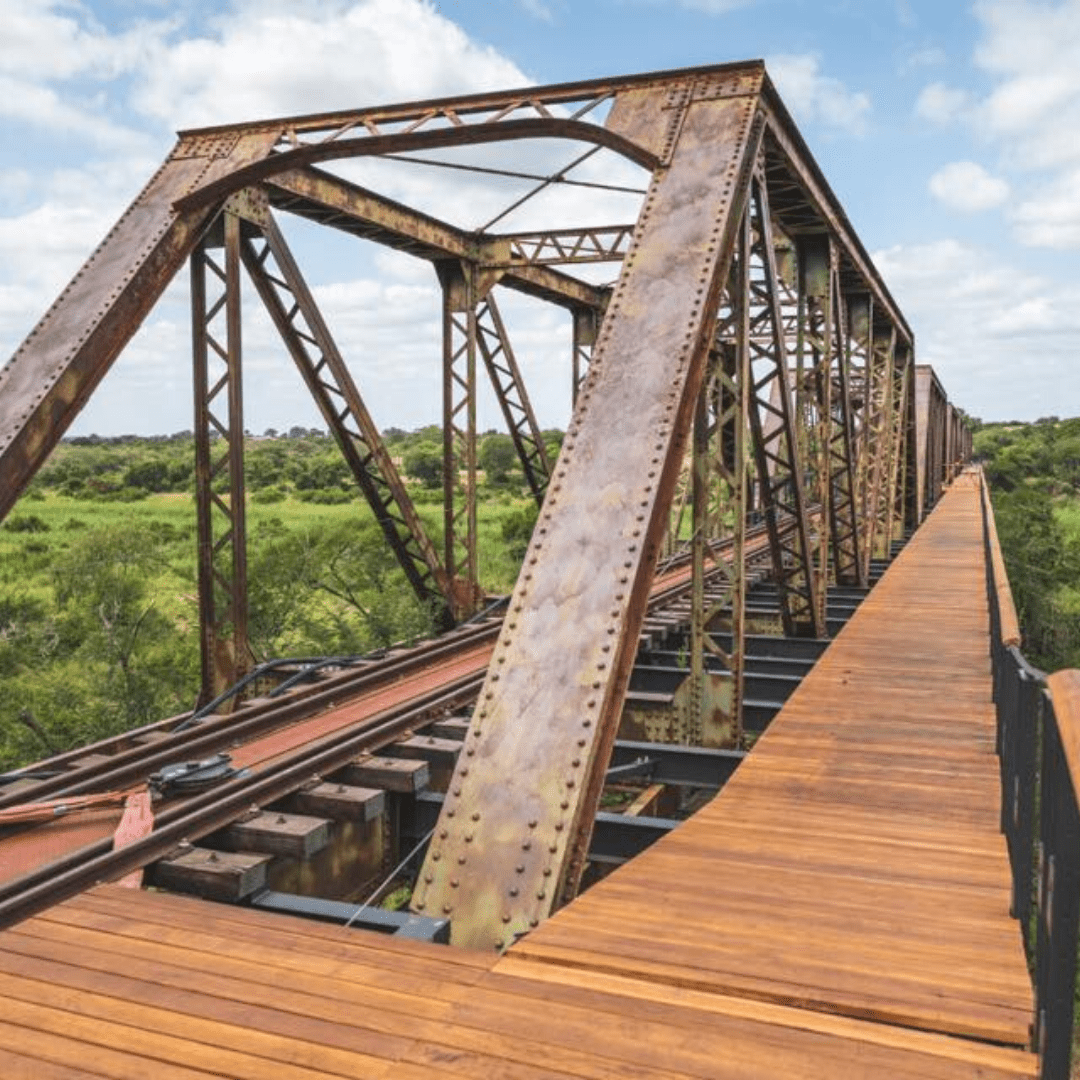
[[1, 0, 1078, 435]]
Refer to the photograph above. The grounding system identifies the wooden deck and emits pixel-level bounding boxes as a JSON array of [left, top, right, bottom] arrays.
[[0, 475, 1036, 1078]]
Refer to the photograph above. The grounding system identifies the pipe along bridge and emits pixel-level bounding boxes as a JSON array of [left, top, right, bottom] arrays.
[[0, 61, 1077, 1079]]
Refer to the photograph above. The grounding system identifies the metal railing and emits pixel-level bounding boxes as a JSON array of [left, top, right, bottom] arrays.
[[979, 469, 1080, 1079]]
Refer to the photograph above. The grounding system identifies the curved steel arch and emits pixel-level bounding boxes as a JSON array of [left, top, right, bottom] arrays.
[[172, 118, 661, 216]]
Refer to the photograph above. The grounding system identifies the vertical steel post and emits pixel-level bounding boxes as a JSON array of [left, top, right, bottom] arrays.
[[191, 209, 250, 707], [795, 234, 833, 627], [863, 325, 896, 562], [437, 260, 480, 620], [828, 278, 866, 587], [743, 170, 821, 637]]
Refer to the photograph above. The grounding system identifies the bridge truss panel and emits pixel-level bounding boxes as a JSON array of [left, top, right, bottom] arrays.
[[0, 60, 958, 951]]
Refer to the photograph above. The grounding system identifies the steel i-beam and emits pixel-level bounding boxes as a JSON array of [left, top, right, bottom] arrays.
[[191, 208, 251, 705], [742, 169, 821, 637], [413, 73, 764, 949], [827, 273, 865, 586], [795, 234, 834, 616], [437, 260, 482, 620]]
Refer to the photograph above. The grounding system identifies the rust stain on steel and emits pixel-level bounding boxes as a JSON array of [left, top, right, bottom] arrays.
[[0, 130, 279, 522], [413, 75, 764, 950]]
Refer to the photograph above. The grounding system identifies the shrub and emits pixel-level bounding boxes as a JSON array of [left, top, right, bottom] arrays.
[[4, 514, 49, 534]]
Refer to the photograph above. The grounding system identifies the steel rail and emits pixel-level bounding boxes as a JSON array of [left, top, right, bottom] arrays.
[[0, 672, 485, 930], [0, 616, 505, 809], [0, 561, 703, 926]]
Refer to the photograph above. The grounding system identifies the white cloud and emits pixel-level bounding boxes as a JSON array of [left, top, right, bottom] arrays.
[[917, 2, 1080, 250], [973, 0, 1080, 170], [0, 73, 147, 151], [133, 0, 529, 129], [519, 0, 555, 20], [928, 160, 1010, 212], [872, 238, 1079, 420], [1012, 166, 1080, 248], [0, 0, 169, 81], [766, 54, 871, 135], [915, 82, 972, 124]]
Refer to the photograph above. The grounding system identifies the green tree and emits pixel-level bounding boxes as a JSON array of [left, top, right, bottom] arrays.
[[404, 443, 443, 488], [479, 433, 516, 484]]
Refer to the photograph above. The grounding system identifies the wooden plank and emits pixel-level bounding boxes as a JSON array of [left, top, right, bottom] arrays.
[[511, 475, 1036, 1052]]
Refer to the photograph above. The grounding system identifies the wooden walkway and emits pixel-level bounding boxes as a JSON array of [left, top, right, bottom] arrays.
[[0, 475, 1036, 1078]]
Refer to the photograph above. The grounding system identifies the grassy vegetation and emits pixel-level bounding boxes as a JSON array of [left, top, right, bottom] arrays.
[[0, 429, 549, 771], [975, 415, 1080, 672]]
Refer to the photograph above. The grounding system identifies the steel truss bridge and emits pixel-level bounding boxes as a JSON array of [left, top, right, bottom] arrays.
[[0, 61, 1076, 1079]]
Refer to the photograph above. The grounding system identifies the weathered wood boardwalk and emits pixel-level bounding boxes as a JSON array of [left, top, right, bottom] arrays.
[[0, 475, 1035, 1078]]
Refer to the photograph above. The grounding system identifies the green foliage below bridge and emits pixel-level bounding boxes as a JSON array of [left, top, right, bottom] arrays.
[[0, 428, 555, 771]]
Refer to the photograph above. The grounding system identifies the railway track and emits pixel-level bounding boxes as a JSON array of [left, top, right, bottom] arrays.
[[0, 517, 826, 931]]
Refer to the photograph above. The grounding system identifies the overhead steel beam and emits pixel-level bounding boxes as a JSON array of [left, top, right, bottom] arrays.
[[172, 120, 660, 217], [413, 73, 764, 950], [177, 60, 767, 143], [264, 167, 609, 311], [489, 226, 635, 266]]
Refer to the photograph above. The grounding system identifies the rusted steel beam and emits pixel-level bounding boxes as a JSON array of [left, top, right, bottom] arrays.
[[489, 226, 635, 266], [172, 120, 660, 217], [413, 75, 764, 949], [882, 350, 911, 552], [795, 234, 833, 630], [758, 98, 912, 346], [177, 60, 768, 142], [690, 344, 748, 746], [0, 131, 279, 524], [265, 167, 608, 311], [571, 307, 598, 406], [915, 364, 948, 514], [828, 283, 866, 587], [438, 261, 481, 620], [476, 294, 552, 504], [742, 169, 821, 638], [236, 197, 452, 625], [191, 209, 252, 705], [862, 325, 896, 563]]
